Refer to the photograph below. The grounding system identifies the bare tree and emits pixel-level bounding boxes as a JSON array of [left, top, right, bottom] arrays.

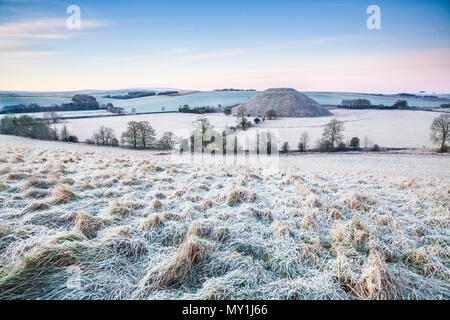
[[159, 131, 177, 150], [192, 117, 217, 153], [93, 126, 116, 146], [235, 105, 249, 130], [431, 114, 450, 152], [61, 125, 69, 142], [299, 131, 310, 151], [137, 121, 156, 149], [322, 119, 344, 151], [44, 111, 60, 124], [363, 135, 372, 149], [121, 121, 139, 148]]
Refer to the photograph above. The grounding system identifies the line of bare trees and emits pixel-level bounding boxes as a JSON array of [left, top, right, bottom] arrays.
[[280, 113, 449, 153], [86, 120, 177, 150]]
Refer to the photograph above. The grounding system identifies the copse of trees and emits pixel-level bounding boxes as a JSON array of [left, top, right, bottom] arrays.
[[86, 126, 118, 146], [392, 100, 409, 109], [430, 113, 450, 152], [341, 99, 371, 108], [0, 115, 177, 150], [338, 98, 410, 110], [179, 104, 215, 114], [0, 115, 78, 142], [121, 121, 155, 149], [84, 122, 174, 150]]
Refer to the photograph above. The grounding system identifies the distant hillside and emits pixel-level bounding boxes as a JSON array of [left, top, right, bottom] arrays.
[[0, 94, 103, 114], [233, 88, 332, 117], [103, 91, 156, 99]]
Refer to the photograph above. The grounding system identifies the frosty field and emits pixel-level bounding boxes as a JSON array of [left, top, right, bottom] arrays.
[[53, 108, 441, 148], [0, 135, 448, 300]]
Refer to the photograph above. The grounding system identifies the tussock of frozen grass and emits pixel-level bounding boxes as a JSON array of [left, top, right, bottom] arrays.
[[220, 186, 257, 206], [139, 214, 162, 231], [328, 208, 343, 220], [0, 141, 449, 300], [272, 220, 289, 238], [74, 211, 107, 238], [136, 235, 214, 296], [344, 192, 376, 212], [355, 250, 399, 300], [51, 185, 76, 204], [402, 245, 448, 278], [108, 198, 144, 217], [301, 214, 318, 231], [0, 245, 77, 299]]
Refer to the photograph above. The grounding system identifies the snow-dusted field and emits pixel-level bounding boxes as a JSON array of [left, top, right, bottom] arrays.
[[0, 136, 448, 300], [52, 109, 441, 148]]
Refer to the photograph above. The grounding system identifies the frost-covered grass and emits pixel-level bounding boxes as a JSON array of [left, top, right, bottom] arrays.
[[0, 136, 448, 300]]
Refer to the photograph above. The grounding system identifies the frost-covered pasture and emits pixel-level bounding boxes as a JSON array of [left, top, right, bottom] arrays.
[[0, 136, 449, 300], [53, 109, 441, 149]]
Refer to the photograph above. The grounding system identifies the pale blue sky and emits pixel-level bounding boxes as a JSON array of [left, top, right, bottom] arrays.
[[0, 0, 449, 92]]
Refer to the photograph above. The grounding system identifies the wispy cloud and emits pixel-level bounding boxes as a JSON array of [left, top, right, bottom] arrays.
[[0, 18, 108, 39], [96, 55, 147, 65], [173, 49, 248, 62], [162, 48, 194, 55], [0, 39, 66, 57], [0, 49, 66, 56]]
